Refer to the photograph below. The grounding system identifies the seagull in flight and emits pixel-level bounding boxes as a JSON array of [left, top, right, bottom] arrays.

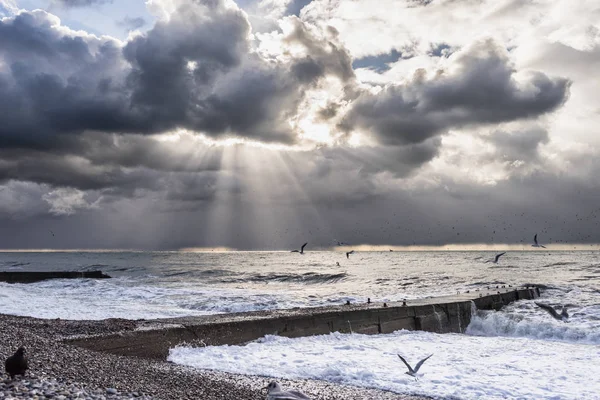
[[265, 381, 311, 400], [535, 302, 569, 321], [346, 250, 354, 259], [291, 242, 307, 254], [485, 252, 506, 264], [49, 230, 55, 237], [397, 354, 433, 381], [532, 234, 546, 248]]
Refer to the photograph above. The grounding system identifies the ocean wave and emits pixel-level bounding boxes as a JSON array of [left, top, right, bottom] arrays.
[[228, 272, 350, 284], [466, 310, 600, 344], [540, 261, 578, 268]]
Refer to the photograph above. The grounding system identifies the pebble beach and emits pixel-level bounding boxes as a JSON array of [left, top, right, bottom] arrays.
[[0, 314, 427, 400]]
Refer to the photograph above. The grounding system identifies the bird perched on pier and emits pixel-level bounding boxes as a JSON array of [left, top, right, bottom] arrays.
[[397, 354, 433, 381], [291, 243, 307, 254], [535, 302, 569, 321], [265, 381, 311, 399], [5, 347, 28, 379], [346, 250, 354, 259]]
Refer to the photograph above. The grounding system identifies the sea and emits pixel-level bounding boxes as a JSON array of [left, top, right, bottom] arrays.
[[1, 250, 599, 399]]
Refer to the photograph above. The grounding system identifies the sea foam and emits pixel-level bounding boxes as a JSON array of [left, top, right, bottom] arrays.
[[168, 330, 600, 400]]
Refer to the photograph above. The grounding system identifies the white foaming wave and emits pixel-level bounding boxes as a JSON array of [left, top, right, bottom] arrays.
[[467, 287, 600, 344], [466, 310, 600, 344], [0, 279, 207, 320], [168, 330, 600, 400], [0, 278, 338, 320]]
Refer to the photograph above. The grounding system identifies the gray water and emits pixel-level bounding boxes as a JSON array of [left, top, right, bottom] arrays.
[[0, 251, 599, 323]]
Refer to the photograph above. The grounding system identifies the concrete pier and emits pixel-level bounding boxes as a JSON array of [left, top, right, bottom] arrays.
[[69, 286, 539, 360], [0, 271, 111, 283]]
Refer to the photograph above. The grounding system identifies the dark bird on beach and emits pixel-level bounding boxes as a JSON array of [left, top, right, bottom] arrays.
[[397, 354, 433, 381], [5, 347, 28, 379], [346, 250, 354, 259], [336, 262, 340, 267], [535, 302, 569, 321], [291, 243, 307, 254], [265, 381, 311, 399]]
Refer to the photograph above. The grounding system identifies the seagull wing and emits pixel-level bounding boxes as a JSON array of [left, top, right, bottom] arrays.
[[413, 354, 433, 373], [346, 252, 349, 259], [534, 234, 539, 246], [397, 354, 415, 374], [535, 302, 562, 320], [494, 252, 506, 263], [291, 250, 299, 253], [301, 243, 307, 252]]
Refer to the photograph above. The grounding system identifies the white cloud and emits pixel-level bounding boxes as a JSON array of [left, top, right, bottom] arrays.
[[42, 188, 100, 215]]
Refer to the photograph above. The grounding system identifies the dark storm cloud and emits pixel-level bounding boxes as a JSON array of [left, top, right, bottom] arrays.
[[283, 18, 355, 83], [117, 16, 146, 31], [319, 137, 442, 178], [486, 127, 549, 162], [341, 39, 570, 145], [316, 102, 341, 120], [0, 6, 355, 150]]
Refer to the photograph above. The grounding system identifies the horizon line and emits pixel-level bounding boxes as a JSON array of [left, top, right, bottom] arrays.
[[0, 243, 599, 252]]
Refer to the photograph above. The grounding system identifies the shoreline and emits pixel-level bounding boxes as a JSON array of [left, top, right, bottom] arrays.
[[0, 313, 430, 400]]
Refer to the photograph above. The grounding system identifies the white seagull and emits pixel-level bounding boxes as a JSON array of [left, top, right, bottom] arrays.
[[291, 242, 307, 254], [485, 252, 506, 264], [397, 354, 433, 381], [265, 381, 311, 400], [532, 234, 546, 248], [535, 302, 569, 321], [346, 250, 354, 259]]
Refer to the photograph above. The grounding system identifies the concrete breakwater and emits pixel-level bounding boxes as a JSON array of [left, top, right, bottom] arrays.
[[0, 270, 111, 283], [69, 286, 539, 360]]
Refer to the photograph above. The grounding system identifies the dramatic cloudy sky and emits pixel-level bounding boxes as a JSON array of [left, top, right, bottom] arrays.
[[0, 0, 599, 250]]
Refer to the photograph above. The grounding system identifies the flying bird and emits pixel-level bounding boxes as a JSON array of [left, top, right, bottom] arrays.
[[265, 381, 311, 400], [532, 234, 546, 248], [535, 302, 569, 321], [49, 230, 55, 237], [291, 243, 307, 254], [397, 354, 433, 381], [346, 250, 354, 259], [485, 252, 506, 264], [5, 347, 28, 379], [333, 239, 349, 246]]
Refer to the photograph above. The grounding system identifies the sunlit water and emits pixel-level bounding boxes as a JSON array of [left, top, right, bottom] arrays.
[[1, 251, 599, 399]]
